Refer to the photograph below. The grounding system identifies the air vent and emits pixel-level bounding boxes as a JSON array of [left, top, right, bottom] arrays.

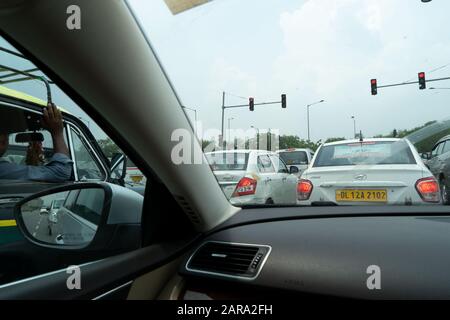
[[186, 241, 271, 279]]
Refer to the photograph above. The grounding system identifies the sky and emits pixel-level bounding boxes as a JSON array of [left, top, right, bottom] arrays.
[[1, 0, 450, 144], [128, 0, 450, 142]]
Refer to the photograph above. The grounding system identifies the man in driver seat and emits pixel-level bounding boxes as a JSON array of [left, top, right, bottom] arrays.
[[0, 104, 72, 182]]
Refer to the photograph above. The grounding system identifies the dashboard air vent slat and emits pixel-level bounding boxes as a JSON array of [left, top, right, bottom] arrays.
[[186, 241, 271, 279]]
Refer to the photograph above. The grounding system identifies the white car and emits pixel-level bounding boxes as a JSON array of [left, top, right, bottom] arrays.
[[277, 148, 314, 177], [297, 138, 441, 206], [205, 150, 298, 205]]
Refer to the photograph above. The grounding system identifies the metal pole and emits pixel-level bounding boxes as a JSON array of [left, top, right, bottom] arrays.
[[352, 116, 356, 138], [221, 91, 225, 149], [193, 109, 198, 138], [307, 105, 310, 141]]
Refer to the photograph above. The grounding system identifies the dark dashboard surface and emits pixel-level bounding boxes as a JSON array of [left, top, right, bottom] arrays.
[[182, 211, 450, 299]]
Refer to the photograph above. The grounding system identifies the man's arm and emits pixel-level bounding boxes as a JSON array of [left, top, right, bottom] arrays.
[[43, 103, 69, 156]]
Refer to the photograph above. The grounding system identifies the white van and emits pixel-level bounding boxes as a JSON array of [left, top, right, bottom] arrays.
[[277, 148, 314, 177]]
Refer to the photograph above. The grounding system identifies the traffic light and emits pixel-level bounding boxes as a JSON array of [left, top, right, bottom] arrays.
[[418, 72, 426, 90], [281, 94, 287, 108], [249, 97, 254, 111], [370, 79, 377, 95]]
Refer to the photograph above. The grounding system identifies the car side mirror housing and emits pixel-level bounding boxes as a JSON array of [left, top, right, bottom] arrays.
[[289, 166, 299, 174], [14, 182, 143, 252], [421, 152, 431, 160], [110, 153, 127, 186]]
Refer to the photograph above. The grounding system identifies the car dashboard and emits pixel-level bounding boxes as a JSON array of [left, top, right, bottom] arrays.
[[180, 206, 450, 299]]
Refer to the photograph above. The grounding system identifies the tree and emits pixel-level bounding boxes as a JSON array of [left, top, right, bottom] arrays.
[[97, 137, 121, 158], [325, 137, 346, 143]]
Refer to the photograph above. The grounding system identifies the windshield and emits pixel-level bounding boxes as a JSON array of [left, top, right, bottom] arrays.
[[279, 151, 308, 165], [205, 152, 249, 171], [314, 141, 416, 167], [128, 0, 450, 207]]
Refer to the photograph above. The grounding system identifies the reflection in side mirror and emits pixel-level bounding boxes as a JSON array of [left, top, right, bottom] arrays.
[[18, 187, 105, 247], [289, 166, 300, 174]]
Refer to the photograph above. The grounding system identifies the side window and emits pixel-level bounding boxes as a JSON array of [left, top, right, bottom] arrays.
[[63, 189, 80, 211], [71, 128, 105, 181], [443, 140, 450, 154], [270, 155, 288, 173], [432, 143, 443, 157], [70, 189, 104, 225], [257, 155, 275, 173]]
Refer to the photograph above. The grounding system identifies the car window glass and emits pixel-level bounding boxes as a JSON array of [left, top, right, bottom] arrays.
[[258, 155, 275, 173], [70, 189, 104, 225], [71, 128, 105, 181], [270, 155, 288, 172], [443, 141, 450, 154]]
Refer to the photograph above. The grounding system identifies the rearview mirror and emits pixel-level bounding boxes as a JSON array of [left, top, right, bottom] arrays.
[[14, 182, 143, 251], [15, 132, 44, 143]]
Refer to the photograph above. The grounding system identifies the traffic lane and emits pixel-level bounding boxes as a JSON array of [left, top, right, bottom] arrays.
[[22, 209, 58, 244]]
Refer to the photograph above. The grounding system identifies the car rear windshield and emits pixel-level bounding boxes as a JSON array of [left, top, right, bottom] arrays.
[[206, 152, 249, 171], [313, 141, 416, 167], [278, 151, 308, 165]]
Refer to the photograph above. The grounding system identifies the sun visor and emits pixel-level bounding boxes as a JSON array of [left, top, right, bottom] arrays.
[[163, 0, 211, 15]]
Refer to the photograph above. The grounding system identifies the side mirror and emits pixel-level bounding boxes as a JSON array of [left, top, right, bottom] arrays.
[[421, 152, 431, 160], [14, 182, 143, 251], [289, 166, 300, 174], [110, 153, 127, 186]]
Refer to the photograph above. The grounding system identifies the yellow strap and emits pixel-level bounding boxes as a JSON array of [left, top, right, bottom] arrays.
[[0, 220, 17, 227]]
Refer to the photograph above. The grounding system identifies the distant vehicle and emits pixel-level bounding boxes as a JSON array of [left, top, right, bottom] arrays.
[[47, 198, 64, 236], [277, 148, 314, 177], [205, 150, 298, 205], [298, 138, 440, 206], [424, 135, 450, 204]]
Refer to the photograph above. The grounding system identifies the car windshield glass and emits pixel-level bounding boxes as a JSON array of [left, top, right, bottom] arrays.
[[206, 152, 249, 171], [279, 151, 308, 165], [314, 141, 416, 167], [127, 0, 450, 207]]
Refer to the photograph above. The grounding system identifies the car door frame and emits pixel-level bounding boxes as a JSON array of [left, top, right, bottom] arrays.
[[257, 153, 280, 203], [270, 155, 297, 204], [0, 94, 112, 184]]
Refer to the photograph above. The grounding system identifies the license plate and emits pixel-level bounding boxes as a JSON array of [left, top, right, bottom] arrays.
[[335, 189, 387, 202]]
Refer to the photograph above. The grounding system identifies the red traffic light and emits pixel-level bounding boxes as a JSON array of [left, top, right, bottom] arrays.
[[418, 72, 426, 90], [249, 97, 254, 111], [370, 79, 377, 95]]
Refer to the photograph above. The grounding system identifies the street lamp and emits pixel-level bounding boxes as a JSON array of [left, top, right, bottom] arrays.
[[351, 116, 356, 138], [251, 125, 260, 149], [306, 99, 325, 141], [182, 106, 198, 136]]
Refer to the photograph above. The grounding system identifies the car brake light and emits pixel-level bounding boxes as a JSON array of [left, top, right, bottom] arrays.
[[415, 177, 440, 203], [297, 179, 313, 200], [232, 177, 257, 197]]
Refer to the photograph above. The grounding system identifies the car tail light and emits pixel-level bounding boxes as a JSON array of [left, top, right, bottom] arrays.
[[297, 179, 313, 200], [415, 177, 440, 203], [232, 177, 257, 197]]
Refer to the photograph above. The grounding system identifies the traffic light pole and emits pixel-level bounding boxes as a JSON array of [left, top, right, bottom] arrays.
[[377, 76, 450, 90], [220, 92, 284, 148]]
